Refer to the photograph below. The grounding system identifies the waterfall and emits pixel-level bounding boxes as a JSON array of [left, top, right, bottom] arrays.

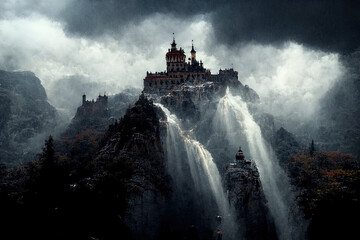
[[156, 103, 237, 240], [214, 88, 295, 240]]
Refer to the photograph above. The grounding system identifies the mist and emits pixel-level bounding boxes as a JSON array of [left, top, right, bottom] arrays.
[[0, 11, 345, 130], [0, 13, 216, 115], [1, 1, 359, 239], [230, 43, 343, 124]]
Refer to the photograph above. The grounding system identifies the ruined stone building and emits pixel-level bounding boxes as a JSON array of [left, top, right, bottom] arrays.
[[78, 93, 108, 117]]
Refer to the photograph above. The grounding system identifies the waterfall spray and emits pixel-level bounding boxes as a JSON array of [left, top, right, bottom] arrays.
[[156, 103, 237, 240], [214, 88, 296, 240]]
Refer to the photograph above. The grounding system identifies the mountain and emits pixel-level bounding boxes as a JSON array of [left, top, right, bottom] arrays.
[[0, 94, 170, 240], [0, 84, 275, 240], [1, 41, 359, 240], [0, 70, 58, 165]]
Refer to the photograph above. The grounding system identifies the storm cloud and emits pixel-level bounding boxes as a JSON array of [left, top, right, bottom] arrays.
[[0, 0, 357, 129], [2, 0, 358, 53]]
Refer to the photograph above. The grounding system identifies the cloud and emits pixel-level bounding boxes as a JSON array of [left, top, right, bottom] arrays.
[[2, 0, 359, 53], [0, 13, 214, 114], [0, 5, 346, 128], [211, 0, 360, 53], [225, 42, 343, 126]]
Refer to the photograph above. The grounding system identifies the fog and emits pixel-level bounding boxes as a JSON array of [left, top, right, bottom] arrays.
[[0, 10, 345, 132], [0, 13, 215, 115], [0, 1, 359, 237]]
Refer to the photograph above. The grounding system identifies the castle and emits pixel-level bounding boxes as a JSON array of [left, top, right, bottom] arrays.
[[78, 93, 108, 117], [143, 36, 239, 93]]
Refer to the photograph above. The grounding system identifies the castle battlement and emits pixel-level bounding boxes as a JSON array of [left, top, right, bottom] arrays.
[[78, 93, 108, 117], [143, 37, 238, 93]]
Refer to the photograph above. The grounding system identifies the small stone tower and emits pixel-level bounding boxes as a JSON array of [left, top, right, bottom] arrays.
[[235, 146, 245, 161]]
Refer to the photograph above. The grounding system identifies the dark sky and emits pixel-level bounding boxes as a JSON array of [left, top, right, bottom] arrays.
[[0, 0, 357, 121], [52, 0, 360, 54]]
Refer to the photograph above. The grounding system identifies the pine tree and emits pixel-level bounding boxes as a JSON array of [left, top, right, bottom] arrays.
[[309, 139, 316, 156], [40, 135, 56, 171]]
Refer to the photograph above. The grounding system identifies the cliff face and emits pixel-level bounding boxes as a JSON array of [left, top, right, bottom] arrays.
[[0, 70, 58, 165], [96, 94, 171, 240], [153, 77, 278, 239], [0, 94, 171, 240], [225, 159, 277, 240], [151, 73, 278, 222], [159, 78, 259, 129]]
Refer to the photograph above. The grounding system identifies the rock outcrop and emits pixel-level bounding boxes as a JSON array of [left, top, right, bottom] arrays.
[[158, 76, 259, 130], [96, 94, 171, 239], [225, 156, 277, 240], [0, 94, 170, 240]]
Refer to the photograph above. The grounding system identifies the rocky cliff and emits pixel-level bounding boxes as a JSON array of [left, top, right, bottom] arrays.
[[225, 158, 277, 240], [0, 93, 171, 240], [159, 77, 259, 128], [0, 70, 58, 165], [152, 76, 279, 239], [96, 94, 171, 239]]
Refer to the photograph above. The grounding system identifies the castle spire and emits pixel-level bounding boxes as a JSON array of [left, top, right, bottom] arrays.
[[191, 40, 196, 63], [191, 40, 196, 53], [171, 33, 177, 50]]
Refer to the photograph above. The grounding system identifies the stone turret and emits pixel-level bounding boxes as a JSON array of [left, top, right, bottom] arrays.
[[235, 146, 245, 161], [191, 40, 196, 64]]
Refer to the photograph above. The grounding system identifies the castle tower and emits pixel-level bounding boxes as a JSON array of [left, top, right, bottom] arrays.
[[166, 34, 186, 73], [171, 33, 177, 51], [235, 146, 245, 161], [191, 40, 196, 65]]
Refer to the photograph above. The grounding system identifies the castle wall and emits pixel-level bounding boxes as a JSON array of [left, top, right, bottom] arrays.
[[143, 69, 237, 93], [79, 95, 108, 117], [143, 38, 239, 94]]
